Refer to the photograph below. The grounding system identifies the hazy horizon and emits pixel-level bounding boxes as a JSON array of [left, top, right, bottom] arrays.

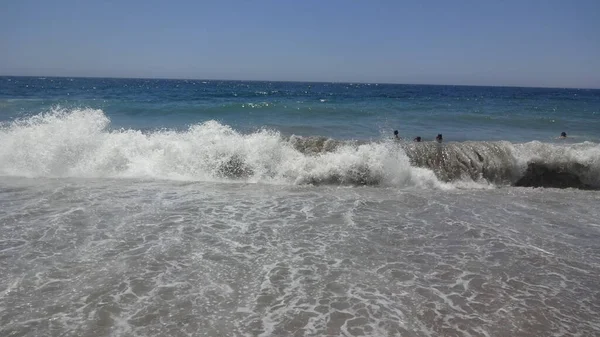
[[3, 74, 600, 90], [2, 1, 599, 89]]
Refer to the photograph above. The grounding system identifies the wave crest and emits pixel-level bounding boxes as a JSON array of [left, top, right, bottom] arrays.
[[1, 109, 598, 189]]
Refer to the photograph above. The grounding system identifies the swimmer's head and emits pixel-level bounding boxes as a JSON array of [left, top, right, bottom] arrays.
[[560, 132, 567, 138]]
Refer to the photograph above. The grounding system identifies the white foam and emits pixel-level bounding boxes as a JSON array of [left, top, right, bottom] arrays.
[[3, 108, 597, 189], [512, 140, 600, 185], [0, 108, 452, 189]]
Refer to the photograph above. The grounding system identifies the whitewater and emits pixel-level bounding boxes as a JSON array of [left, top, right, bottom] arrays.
[[2, 108, 599, 189], [1, 77, 600, 337]]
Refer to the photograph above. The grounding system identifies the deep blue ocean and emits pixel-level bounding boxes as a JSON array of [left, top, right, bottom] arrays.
[[2, 76, 599, 142], [1, 76, 600, 336]]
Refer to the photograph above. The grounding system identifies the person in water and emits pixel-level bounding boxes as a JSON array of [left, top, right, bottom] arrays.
[[414, 136, 422, 142], [393, 130, 400, 140], [435, 134, 443, 143], [559, 132, 567, 138]]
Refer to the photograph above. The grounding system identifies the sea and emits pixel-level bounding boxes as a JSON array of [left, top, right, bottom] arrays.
[[1, 76, 599, 337]]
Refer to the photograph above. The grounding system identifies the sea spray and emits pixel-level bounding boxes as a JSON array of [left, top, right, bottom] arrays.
[[0, 108, 445, 188], [1, 108, 599, 189]]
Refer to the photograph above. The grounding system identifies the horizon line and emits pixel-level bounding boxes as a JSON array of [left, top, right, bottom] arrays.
[[1, 73, 598, 91]]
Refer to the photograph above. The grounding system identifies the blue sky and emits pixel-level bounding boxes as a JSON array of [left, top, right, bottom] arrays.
[[1, 0, 599, 88]]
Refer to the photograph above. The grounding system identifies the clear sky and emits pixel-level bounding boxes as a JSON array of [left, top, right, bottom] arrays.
[[1, 0, 599, 88]]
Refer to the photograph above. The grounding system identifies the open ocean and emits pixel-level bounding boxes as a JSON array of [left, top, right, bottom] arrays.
[[1, 76, 599, 336]]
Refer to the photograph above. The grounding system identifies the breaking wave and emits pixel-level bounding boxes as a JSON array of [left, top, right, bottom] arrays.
[[1, 108, 599, 189]]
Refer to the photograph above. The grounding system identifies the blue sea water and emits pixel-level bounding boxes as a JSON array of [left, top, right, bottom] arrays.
[[2, 76, 599, 142], [1, 76, 600, 337]]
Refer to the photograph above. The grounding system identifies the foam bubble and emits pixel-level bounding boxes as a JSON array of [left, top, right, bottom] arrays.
[[0, 108, 448, 188], [1, 108, 599, 189]]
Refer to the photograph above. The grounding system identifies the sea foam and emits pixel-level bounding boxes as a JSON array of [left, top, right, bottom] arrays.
[[1, 108, 598, 189]]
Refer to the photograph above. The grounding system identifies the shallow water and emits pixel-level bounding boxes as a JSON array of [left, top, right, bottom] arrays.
[[2, 77, 600, 336], [1, 178, 599, 336]]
